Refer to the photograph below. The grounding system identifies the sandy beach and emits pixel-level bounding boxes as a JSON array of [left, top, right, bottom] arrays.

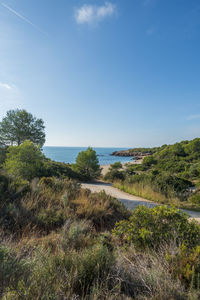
[[101, 157, 144, 176]]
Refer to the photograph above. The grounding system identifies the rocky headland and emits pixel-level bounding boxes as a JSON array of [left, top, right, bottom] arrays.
[[111, 150, 151, 161]]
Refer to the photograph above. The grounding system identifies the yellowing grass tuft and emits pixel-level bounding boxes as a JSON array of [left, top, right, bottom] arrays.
[[114, 181, 179, 205]]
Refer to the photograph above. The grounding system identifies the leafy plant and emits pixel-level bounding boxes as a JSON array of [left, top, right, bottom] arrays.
[[113, 205, 200, 249], [3, 140, 45, 181], [74, 147, 101, 180]]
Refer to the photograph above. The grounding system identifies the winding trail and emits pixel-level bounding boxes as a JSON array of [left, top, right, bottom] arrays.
[[81, 181, 200, 222]]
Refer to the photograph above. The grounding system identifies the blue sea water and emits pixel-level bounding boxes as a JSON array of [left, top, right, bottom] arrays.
[[43, 147, 133, 165]]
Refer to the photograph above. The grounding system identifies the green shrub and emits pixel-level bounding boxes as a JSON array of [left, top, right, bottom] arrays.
[[37, 208, 64, 230], [109, 162, 123, 169], [43, 159, 80, 180], [3, 140, 45, 181], [0, 147, 7, 166], [189, 193, 200, 205], [155, 173, 192, 199], [104, 169, 125, 182], [61, 220, 92, 250], [69, 242, 114, 295], [0, 244, 32, 297], [142, 155, 157, 167], [0, 174, 9, 203], [166, 244, 200, 288], [113, 205, 200, 249], [188, 163, 200, 178]]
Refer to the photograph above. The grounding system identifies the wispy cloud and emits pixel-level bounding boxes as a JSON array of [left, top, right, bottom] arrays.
[[75, 2, 116, 25], [0, 82, 13, 90], [1, 3, 47, 35], [187, 114, 200, 120]]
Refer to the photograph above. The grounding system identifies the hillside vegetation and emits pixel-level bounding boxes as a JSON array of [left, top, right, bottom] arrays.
[[106, 138, 200, 210], [1, 174, 200, 299], [1, 110, 200, 299]]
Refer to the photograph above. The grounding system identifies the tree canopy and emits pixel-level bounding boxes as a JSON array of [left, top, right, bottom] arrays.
[[3, 140, 45, 181], [0, 109, 45, 147], [74, 147, 101, 180]]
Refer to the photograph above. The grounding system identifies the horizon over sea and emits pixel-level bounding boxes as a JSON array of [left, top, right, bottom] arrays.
[[43, 147, 134, 165]]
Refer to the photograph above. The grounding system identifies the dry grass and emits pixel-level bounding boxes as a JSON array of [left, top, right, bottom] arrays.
[[112, 244, 193, 300], [1, 177, 200, 299], [113, 181, 200, 211], [1, 221, 200, 299], [114, 181, 181, 205], [72, 190, 130, 231]]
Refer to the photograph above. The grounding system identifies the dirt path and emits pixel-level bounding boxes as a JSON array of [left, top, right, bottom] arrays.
[[81, 181, 200, 222]]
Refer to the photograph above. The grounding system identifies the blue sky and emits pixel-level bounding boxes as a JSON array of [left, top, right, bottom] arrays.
[[0, 0, 200, 147]]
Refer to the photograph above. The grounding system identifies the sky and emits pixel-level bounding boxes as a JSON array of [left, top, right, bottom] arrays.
[[0, 0, 200, 147]]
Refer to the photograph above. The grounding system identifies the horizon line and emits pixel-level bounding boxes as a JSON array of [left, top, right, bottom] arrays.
[[43, 145, 131, 149]]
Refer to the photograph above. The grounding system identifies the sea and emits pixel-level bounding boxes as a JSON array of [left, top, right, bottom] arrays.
[[43, 147, 133, 165]]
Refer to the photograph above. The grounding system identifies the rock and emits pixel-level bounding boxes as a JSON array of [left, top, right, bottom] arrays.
[[111, 150, 151, 159], [111, 150, 133, 157]]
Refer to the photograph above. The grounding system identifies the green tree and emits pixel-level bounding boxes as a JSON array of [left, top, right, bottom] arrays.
[[75, 147, 101, 180], [3, 140, 45, 181], [0, 109, 45, 147]]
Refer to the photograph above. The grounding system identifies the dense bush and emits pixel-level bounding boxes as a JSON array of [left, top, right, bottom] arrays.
[[189, 193, 200, 205], [3, 140, 45, 181], [125, 172, 192, 200], [43, 159, 80, 179], [109, 161, 123, 169], [0, 174, 9, 202], [113, 205, 200, 249], [142, 155, 157, 167], [166, 243, 200, 288], [104, 161, 125, 181], [0, 147, 7, 166], [0, 244, 32, 297], [104, 169, 125, 181]]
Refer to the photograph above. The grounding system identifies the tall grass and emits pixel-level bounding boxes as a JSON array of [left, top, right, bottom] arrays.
[[2, 233, 199, 300], [72, 190, 130, 230], [113, 180, 200, 211], [1, 177, 200, 299], [113, 180, 177, 204]]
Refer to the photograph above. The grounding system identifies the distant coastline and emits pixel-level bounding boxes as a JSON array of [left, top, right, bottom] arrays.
[[111, 149, 150, 162], [43, 146, 133, 165]]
